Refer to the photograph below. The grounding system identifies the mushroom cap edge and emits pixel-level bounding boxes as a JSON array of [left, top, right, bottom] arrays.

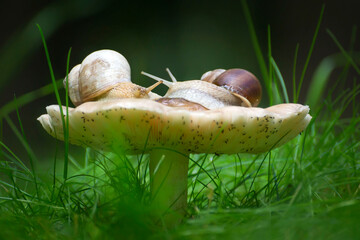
[[37, 99, 311, 155]]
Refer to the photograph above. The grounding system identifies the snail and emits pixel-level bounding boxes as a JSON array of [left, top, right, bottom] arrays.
[[201, 68, 262, 107], [65, 49, 161, 106], [141, 68, 262, 110]]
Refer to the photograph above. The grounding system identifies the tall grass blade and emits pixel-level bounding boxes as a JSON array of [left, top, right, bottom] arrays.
[[305, 55, 336, 108], [4, 116, 38, 171], [241, 0, 269, 88], [327, 29, 360, 74], [37, 25, 62, 108], [295, 4, 325, 102], [63, 48, 72, 180], [13, 96, 39, 195], [0, 80, 62, 118], [292, 43, 300, 102], [267, 25, 273, 105], [306, 52, 360, 108], [0, 141, 31, 174], [266, 152, 271, 202], [271, 57, 289, 103], [37, 24, 69, 180]]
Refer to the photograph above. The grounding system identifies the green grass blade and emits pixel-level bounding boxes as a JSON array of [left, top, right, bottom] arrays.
[[266, 152, 272, 202], [63, 48, 72, 180], [306, 55, 336, 108], [349, 26, 357, 52], [241, 0, 269, 85], [292, 43, 300, 102], [37, 24, 69, 180], [306, 52, 360, 108], [4, 116, 38, 171], [267, 25, 273, 105], [37, 25, 62, 108], [295, 4, 325, 102], [271, 57, 289, 103], [13, 96, 39, 195], [0, 80, 63, 118], [327, 29, 360, 74], [0, 141, 31, 174]]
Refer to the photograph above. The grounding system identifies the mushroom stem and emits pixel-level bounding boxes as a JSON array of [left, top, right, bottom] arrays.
[[149, 149, 189, 226]]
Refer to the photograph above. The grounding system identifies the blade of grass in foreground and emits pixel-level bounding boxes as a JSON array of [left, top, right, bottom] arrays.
[[37, 24, 70, 180], [37, 25, 63, 109], [0, 141, 31, 174], [267, 25, 274, 105], [292, 44, 300, 103], [271, 57, 289, 103], [4, 116, 38, 170], [295, 4, 325, 103], [14, 96, 39, 195], [63, 48, 71, 180]]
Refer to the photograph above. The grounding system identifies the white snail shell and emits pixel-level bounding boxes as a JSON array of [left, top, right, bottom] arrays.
[[79, 49, 131, 101], [66, 64, 82, 106], [65, 50, 160, 106]]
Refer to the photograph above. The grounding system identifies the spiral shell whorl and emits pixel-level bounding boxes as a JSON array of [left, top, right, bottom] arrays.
[[78, 50, 131, 102], [213, 69, 262, 107], [201, 69, 225, 83]]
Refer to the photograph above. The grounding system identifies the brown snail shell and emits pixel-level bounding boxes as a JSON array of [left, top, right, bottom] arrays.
[[212, 69, 262, 107]]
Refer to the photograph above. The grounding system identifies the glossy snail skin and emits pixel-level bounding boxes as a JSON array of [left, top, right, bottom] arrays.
[[142, 68, 262, 109], [156, 98, 208, 111]]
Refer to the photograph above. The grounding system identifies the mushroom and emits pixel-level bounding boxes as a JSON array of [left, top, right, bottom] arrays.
[[38, 98, 311, 225]]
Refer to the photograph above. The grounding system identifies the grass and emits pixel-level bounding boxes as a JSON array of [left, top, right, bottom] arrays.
[[1, 3, 360, 240]]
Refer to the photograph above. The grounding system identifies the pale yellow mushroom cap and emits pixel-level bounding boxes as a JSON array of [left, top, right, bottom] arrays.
[[37, 99, 311, 154]]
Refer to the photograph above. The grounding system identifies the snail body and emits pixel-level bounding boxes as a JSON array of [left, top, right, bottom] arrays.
[[142, 68, 262, 110], [156, 98, 208, 111], [65, 50, 160, 106], [163, 80, 244, 109]]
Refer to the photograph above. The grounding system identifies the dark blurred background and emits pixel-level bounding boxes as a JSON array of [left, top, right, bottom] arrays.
[[1, 0, 359, 162]]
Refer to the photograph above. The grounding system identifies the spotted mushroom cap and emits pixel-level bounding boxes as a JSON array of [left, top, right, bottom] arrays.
[[38, 99, 311, 154]]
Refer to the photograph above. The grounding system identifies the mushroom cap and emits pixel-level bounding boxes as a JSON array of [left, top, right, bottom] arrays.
[[38, 99, 311, 154]]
